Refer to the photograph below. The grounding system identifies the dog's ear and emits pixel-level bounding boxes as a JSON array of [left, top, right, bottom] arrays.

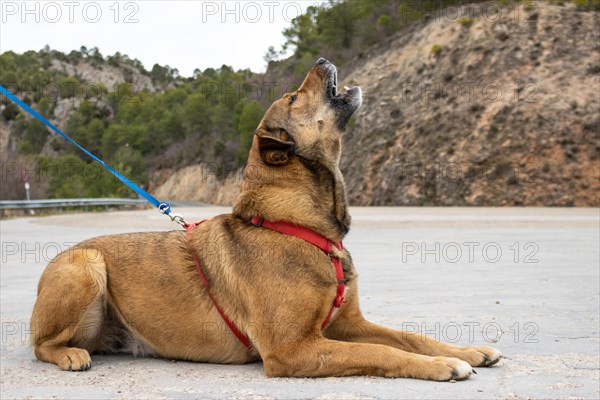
[[256, 129, 295, 166]]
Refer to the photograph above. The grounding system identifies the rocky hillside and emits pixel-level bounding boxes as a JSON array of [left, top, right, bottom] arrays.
[[154, 2, 599, 207], [337, 2, 599, 206]]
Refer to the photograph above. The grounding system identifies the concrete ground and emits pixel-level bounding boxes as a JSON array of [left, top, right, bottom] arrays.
[[1, 207, 599, 399]]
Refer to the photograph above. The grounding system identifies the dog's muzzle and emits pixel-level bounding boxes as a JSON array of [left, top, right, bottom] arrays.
[[315, 58, 362, 128]]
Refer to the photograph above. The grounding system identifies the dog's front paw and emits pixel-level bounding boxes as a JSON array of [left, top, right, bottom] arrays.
[[426, 357, 473, 381], [456, 345, 502, 367], [56, 348, 92, 371]]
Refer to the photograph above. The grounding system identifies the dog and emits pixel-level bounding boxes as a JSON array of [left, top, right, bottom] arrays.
[[30, 58, 501, 380]]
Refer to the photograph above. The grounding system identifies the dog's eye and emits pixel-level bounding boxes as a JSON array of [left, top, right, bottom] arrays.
[[289, 94, 297, 104]]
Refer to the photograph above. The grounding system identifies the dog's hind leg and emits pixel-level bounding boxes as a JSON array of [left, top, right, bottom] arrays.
[[30, 248, 107, 371]]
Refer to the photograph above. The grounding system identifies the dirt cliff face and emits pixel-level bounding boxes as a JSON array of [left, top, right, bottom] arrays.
[[337, 3, 599, 206], [151, 165, 241, 206]]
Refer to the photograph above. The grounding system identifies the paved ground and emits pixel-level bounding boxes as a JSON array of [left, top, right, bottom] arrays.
[[1, 207, 599, 399]]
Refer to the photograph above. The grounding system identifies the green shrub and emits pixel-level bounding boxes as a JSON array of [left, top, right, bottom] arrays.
[[458, 17, 473, 26], [19, 120, 48, 154], [377, 14, 394, 35], [236, 101, 265, 164], [1, 101, 19, 120], [431, 44, 443, 56]]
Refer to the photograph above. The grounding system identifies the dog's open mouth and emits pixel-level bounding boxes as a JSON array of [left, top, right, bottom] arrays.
[[316, 58, 362, 127]]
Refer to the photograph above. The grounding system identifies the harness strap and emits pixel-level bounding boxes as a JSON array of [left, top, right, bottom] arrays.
[[250, 216, 346, 329], [185, 217, 347, 350], [320, 255, 347, 329], [250, 216, 341, 254], [185, 221, 253, 349]]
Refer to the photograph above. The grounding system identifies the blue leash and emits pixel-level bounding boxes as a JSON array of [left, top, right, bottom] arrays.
[[0, 85, 186, 226]]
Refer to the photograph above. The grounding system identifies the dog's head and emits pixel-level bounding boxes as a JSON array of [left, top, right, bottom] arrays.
[[235, 58, 361, 238], [254, 58, 362, 168]]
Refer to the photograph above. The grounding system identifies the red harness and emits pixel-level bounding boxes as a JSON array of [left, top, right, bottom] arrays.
[[184, 217, 347, 350]]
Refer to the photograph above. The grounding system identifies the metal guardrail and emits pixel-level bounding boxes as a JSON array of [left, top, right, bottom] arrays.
[[0, 198, 148, 210]]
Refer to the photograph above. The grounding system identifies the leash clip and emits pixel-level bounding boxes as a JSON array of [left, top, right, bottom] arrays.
[[169, 213, 187, 227], [158, 202, 187, 227]]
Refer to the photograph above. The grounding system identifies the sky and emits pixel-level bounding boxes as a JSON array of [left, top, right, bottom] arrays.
[[0, 1, 315, 76]]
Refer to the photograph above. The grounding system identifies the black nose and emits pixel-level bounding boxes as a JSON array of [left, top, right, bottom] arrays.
[[315, 57, 330, 65]]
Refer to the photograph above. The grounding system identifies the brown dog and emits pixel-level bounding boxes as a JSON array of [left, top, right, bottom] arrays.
[[30, 58, 501, 380]]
